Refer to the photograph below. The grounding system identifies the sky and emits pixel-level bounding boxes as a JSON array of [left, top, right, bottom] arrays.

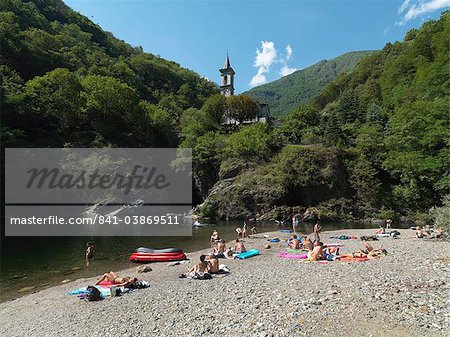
[[65, 0, 450, 93]]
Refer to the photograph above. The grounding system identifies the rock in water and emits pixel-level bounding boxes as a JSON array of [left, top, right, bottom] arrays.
[[61, 279, 71, 284], [17, 286, 37, 293]]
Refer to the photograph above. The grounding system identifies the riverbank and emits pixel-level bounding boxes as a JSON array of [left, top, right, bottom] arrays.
[[0, 228, 448, 337]]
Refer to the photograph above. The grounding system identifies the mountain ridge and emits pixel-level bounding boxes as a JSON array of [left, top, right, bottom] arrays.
[[244, 51, 373, 118]]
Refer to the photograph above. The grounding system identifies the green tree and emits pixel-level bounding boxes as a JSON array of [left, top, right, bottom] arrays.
[[226, 94, 259, 124], [223, 123, 273, 161]]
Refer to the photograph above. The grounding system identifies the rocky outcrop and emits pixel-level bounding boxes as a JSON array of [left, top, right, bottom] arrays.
[[199, 145, 352, 220]]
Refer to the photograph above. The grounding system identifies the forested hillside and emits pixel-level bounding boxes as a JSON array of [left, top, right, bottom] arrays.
[[196, 11, 449, 221], [0, 0, 217, 147], [1, 0, 448, 222], [244, 51, 372, 118]]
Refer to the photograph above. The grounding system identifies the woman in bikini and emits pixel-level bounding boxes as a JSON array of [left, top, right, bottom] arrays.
[[95, 272, 136, 287]]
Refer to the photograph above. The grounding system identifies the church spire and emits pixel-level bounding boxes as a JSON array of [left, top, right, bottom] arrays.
[[224, 53, 231, 69], [219, 52, 235, 97]]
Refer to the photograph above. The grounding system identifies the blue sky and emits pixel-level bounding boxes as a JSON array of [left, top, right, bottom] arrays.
[[65, 0, 449, 93]]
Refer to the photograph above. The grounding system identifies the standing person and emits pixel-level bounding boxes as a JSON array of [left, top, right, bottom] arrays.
[[241, 222, 248, 238], [314, 222, 322, 243], [292, 215, 296, 233], [235, 227, 243, 239], [251, 225, 257, 235], [86, 241, 95, 267], [386, 219, 392, 229], [211, 230, 220, 245]]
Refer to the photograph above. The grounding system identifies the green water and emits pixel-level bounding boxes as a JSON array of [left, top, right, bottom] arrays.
[[0, 220, 378, 302]]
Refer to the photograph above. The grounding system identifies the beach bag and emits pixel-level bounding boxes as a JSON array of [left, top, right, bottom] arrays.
[[85, 286, 102, 301]]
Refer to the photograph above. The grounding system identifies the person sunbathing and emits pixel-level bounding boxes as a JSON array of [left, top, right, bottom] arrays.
[[339, 245, 387, 259], [302, 237, 314, 251], [234, 239, 246, 253], [307, 242, 324, 261], [183, 255, 212, 276], [416, 226, 430, 238], [206, 255, 220, 273], [323, 245, 340, 260], [95, 271, 137, 287], [224, 248, 235, 259], [375, 226, 385, 234], [289, 235, 300, 250], [213, 239, 226, 257]]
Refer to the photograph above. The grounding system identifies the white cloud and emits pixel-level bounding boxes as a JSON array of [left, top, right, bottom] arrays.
[[254, 41, 277, 69], [279, 44, 298, 77], [279, 65, 297, 77], [397, 0, 450, 25], [285, 45, 293, 61], [249, 41, 299, 87], [249, 71, 267, 87], [250, 41, 277, 87]]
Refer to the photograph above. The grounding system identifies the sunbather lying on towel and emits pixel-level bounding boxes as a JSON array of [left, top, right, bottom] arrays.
[[416, 226, 430, 238], [95, 272, 137, 287], [339, 244, 387, 259]]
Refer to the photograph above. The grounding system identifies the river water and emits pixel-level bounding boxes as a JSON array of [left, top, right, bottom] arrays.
[[0, 220, 379, 302]]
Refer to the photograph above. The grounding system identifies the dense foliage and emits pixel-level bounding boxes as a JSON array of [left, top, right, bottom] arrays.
[[0, 0, 217, 147], [245, 51, 372, 118], [2, 0, 448, 221], [271, 11, 450, 217], [198, 12, 449, 219]]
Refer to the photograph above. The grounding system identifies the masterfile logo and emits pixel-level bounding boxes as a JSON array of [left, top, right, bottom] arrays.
[[5, 148, 192, 236]]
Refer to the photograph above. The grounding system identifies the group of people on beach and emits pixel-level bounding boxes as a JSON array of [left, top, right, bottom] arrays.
[[287, 232, 388, 261], [415, 225, 443, 239], [180, 228, 247, 278]]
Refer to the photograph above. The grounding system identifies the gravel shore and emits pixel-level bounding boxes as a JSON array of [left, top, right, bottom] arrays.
[[0, 228, 448, 337]]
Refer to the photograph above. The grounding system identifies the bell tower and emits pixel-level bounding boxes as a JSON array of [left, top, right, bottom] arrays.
[[219, 53, 235, 97]]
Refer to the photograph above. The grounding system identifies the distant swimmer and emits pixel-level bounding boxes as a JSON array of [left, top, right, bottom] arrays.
[[86, 241, 95, 267]]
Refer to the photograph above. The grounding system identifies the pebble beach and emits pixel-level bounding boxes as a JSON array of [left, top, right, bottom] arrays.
[[0, 228, 448, 337]]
